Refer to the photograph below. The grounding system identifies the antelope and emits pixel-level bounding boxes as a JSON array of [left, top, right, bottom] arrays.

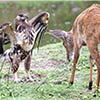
[[49, 29, 95, 90], [0, 11, 49, 82], [70, 4, 100, 92]]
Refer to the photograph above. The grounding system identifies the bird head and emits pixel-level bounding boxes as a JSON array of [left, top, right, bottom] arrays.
[[15, 13, 29, 23]]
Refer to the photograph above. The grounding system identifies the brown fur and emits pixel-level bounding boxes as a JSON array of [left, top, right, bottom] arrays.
[[49, 29, 94, 90], [70, 4, 100, 92], [49, 29, 74, 61], [49, 4, 100, 92]]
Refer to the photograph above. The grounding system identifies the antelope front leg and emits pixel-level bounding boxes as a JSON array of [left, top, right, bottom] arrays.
[[63, 42, 70, 62], [70, 43, 80, 84], [24, 53, 33, 81]]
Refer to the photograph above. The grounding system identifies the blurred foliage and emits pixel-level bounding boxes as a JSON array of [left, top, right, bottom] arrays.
[[0, 1, 100, 46], [0, 1, 100, 30]]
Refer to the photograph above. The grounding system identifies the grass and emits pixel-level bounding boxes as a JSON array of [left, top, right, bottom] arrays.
[[0, 42, 100, 100]]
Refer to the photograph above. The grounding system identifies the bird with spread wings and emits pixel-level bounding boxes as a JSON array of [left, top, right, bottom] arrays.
[[0, 11, 50, 82]]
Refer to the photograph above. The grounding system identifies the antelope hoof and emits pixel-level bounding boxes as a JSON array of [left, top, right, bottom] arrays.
[[69, 81, 74, 85], [67, 81, 74, 88], [88, 81, 93, 90]]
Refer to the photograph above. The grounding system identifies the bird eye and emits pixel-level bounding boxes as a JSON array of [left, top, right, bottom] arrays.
[[19, 14, 23, 17]]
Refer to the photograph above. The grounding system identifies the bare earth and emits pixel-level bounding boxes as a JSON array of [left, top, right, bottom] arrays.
[[1, 56, 67, 82]]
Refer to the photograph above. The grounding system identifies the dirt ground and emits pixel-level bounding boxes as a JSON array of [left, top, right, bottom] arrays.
[[31, 59, 67, 70], [0, 57, 67, 82]]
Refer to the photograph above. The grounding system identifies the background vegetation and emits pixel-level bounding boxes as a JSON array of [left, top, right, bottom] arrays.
[[0, 0, 100, 46], [0, 1, 100, 100]]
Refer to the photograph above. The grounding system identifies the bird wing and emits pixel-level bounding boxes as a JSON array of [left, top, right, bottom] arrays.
[[0, 22, 17, 47], [28, 11, 49, 48]]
